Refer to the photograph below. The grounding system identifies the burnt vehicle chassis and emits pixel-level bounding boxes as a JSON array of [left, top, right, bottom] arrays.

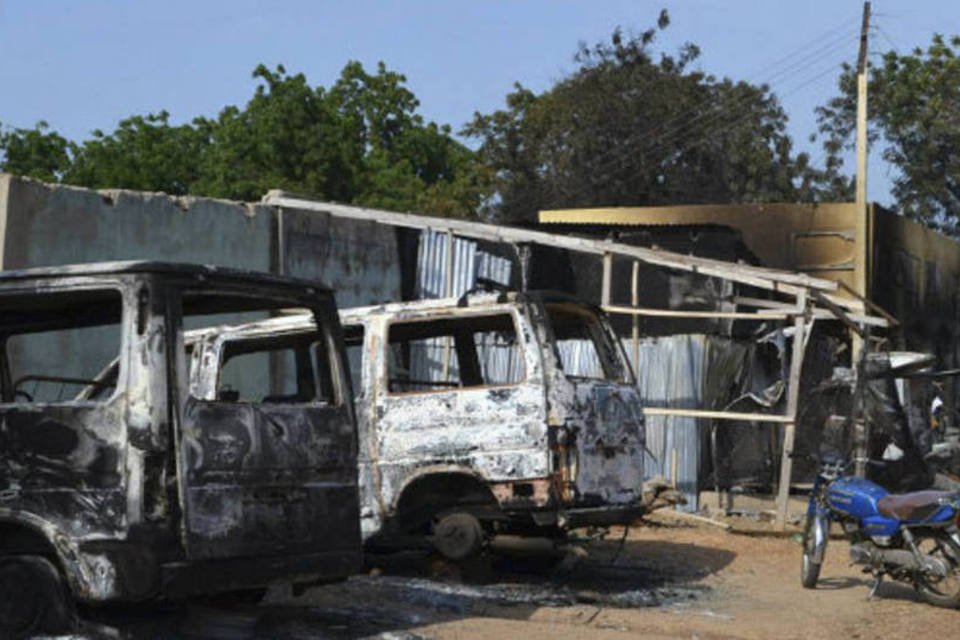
[[0, 262, 361, 636], [189, 290, 647, 561]]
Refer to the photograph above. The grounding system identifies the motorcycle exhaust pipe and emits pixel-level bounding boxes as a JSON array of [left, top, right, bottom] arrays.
[[849, 544, 874, 565], [850, 544, 937, 572], [874, 548, 920, 569]]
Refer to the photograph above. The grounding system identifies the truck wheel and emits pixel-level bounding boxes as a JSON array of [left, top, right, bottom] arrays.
[[0, 555, 76, 638], [432, 513, 484, 561]]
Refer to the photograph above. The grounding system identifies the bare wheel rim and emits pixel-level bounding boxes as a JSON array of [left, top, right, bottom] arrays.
[[804, 524, 816, 556], [917, 536, 960, 598]]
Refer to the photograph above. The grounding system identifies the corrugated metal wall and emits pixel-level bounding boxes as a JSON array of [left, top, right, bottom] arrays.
[[631, 335, 706, 511], [629, 335, 751, 511], [411, 230, 514, 384], [415, 230, 511, 299]]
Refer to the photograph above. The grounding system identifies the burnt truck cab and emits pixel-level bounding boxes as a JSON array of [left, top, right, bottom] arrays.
[[0, 262, 360, 635], [189, 290, 645, 560]]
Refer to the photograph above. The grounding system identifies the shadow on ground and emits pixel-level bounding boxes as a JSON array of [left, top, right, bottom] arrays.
[[73, 539, 735, 639], [812, 572, 943, 607], [811, 576, 870, 591]]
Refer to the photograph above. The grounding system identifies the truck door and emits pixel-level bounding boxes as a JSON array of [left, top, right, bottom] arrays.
[[542, 301, 645, 506], [373, 309, 549, 508], [177, 320, 359, 561]]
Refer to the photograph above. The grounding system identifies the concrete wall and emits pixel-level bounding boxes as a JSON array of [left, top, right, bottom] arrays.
[[0, 174, 272, 272], [0, 174, 403, 305], [0, 174, 402, 401], [873, 208, 960, 365], [280, 207, 401, 309]]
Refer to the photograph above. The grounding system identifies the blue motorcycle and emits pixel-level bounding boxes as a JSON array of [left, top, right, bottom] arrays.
[[802, 454, 960, 607]]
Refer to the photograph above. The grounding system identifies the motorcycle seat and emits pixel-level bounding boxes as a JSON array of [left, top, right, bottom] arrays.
[[877, 490, 953, 520]]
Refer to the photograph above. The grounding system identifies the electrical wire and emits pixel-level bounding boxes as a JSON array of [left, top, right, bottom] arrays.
[[493, 13, 866, 217]]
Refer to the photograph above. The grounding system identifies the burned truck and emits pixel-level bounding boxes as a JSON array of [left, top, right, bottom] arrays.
[[0, 262, 361, 637], [188, 290, 646, 561]]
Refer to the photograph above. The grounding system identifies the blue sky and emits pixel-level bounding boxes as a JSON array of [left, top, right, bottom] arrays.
[[1, 1, 957, 205]]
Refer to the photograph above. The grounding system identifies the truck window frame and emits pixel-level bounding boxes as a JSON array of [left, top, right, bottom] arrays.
[[383, 308, 528, 397], [0, 285, 128, 407], [544, 301, 634, 385], [209, 324, 344, 408]]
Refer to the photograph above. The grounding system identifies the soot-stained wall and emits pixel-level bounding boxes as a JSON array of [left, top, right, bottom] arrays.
[[0, 174, 401, 398]]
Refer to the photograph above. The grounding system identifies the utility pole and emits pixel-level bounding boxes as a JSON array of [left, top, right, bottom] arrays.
[[855, 3, 870, 212], [854, 2, 870, 297], [853, 1, 871, 477]]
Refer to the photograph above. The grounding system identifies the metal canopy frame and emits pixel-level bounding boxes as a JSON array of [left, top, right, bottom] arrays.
[[263, 191, 893, 527]]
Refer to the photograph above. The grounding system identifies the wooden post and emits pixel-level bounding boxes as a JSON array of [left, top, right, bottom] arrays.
[[442, 229, 455, 381], [631, 260, 640, 369], [852, 1, 871, 362], [855, 2, 870, 212], [776, 292, 809, 529], [601, 252, 613, 307], [671, 448, 679, 492]]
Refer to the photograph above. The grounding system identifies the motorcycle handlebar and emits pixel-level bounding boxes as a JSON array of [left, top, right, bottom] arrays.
[[788, 451, 886, 469]]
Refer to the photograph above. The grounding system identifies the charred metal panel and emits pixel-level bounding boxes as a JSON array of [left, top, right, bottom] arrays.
[[0, 262, 361, 603], [374, 384, 550, 479], [181, 308, 361, 563], [565, 383, 645, 505], [180, 400, 360, 559], [0, 404, 128, 534], [190, 291, 646, 544], [360, 305, 549, 537]]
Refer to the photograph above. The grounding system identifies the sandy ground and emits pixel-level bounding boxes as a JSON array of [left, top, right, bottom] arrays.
[[74, 513, 960, 639], [403, 516, 960, 640]]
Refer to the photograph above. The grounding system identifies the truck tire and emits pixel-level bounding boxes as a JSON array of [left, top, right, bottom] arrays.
[[0, 555, 76, 638], [432, 513, 484, 561]]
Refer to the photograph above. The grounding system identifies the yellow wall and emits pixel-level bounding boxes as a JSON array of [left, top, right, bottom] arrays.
[[540, 203, 861, 293]]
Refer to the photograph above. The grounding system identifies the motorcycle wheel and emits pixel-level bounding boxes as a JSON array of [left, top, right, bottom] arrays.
[[914, 533, 960, 609], [801, 514, 823, 589]]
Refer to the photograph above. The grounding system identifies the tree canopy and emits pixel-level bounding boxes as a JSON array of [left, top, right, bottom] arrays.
[[464, 11, 826, 223], [817, 34, 960, 233], [0, 62, 486, 218], [0, 121, 71, 184]]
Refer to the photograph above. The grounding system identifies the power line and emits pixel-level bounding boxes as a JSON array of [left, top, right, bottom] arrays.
[[626, 15, 861, 155], [539, 30, 862, 210], [498, 13, 866, 216], [559, 25, 861, 190], [629, 32, 858, 168]]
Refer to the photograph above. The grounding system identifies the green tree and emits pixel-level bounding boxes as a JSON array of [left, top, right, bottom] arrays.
[[817, 34, 960, 232], [64, 111, 207, 195], [2, 62, 484, 218], [465, 11, 824, 223], [0, 121, 71, 183], [330, 61, 487, 216], [192, 64, 360, 202], [181, 62, 485, 214]]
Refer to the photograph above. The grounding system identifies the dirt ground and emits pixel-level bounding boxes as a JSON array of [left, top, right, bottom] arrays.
[[400, 515, 960, 640], [75, 512, 960, 639]]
